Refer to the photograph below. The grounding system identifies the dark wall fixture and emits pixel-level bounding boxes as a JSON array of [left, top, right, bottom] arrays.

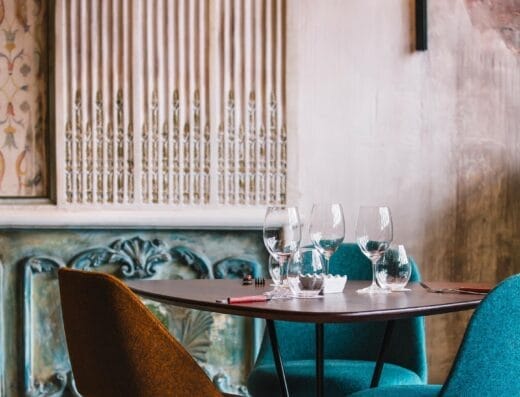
[[416, 0, 428, 50]]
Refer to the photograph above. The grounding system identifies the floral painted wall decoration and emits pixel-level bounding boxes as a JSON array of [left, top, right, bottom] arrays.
[[0, 0, 47, 197]]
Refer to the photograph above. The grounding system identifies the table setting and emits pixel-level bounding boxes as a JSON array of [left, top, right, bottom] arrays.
[[259, 203, 425, 301], [126, 204, 492, 397]]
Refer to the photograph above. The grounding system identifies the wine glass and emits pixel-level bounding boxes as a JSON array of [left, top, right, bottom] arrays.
[[287, 247, 325, 298], [375, 244, 411, 291], [268, 256, 282, 285], [263, 206, 302, 286], [309, 203, 345, 275], [355, 206, 393, 294]]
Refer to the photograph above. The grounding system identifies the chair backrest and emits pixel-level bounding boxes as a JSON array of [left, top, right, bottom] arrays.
[[254, 243, 427, 382], [58, 268, 222, 397], [440, 273, 520, 396]]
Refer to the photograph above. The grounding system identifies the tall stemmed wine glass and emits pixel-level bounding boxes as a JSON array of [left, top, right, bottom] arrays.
[[309, 203, 345, 275], [355, 206, 393, 294], [263, 206, 302, 285]]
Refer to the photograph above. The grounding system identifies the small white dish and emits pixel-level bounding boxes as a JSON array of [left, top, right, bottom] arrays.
[[323, 275, 347, 294]]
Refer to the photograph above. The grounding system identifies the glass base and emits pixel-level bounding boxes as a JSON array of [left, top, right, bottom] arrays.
[[356, 283, 391, 294], [265, 283, 293, 299], [292, 290, 323, 299]]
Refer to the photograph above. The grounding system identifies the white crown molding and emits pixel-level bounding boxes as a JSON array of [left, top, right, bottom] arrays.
[[0, 206, 266, 229]]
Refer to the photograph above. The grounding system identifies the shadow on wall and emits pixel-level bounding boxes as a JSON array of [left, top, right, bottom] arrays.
[[421, 151, 520, 383]]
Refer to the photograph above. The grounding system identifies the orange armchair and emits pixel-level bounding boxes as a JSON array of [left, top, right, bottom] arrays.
[[58, 268, 237, 397]]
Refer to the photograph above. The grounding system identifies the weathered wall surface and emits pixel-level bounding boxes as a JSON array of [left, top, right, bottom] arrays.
[[0, 229, 268, 396], [287, 0, 520, 382]]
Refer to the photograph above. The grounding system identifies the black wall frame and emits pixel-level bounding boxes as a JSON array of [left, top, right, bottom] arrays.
[[416, 0, 428, 51]]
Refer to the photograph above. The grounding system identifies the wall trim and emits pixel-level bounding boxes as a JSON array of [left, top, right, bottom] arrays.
[[0, 207, 266, 229]]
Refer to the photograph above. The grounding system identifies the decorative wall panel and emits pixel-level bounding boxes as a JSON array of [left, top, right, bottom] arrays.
[[22, 257, 72, 396], [216, 0, 287, 205], [0, 229, 268, 396], [55, 0, 287, 206], [0, 0, 48, 197]]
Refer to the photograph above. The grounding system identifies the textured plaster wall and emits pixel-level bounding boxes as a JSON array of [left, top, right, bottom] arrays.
[[287, 0, 520, 382]]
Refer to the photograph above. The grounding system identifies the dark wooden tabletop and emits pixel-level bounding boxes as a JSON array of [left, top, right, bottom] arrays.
[[127, 279, 489, 323]]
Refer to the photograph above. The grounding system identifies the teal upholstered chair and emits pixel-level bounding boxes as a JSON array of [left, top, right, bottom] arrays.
[[247, 243, 427, 397], [349, 273, 520, 397]]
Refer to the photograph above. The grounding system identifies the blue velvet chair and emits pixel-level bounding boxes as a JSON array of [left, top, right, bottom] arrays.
[[247, 243, 427, 397], [349, 273, 520, 397]]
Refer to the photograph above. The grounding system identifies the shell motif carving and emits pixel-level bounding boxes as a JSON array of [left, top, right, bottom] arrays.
[[175, 309, 214, 362], [149, 303, 214, 363], [108, 237, 171, 278]]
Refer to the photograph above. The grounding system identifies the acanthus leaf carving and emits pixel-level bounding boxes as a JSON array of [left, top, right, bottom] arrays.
[[69, 248, 114, 271], [170, 246, 212, 279], [25, 257, 63, 274]]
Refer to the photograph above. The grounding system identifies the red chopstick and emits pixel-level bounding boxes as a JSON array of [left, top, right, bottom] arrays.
[[216, 295, 271, 304]]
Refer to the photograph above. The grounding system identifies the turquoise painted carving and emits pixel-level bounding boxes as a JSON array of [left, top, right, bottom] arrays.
[[70, 237, 171, 278], [108, 237, 171, 278], [69, 237, 213, 279], [13, 232, 266, 396], [171, 245, 213, 279], [21, 256, 77, 396], [147, 302, 214, 362], [68, 247, 113, 271], [213, 257, 263, 279]]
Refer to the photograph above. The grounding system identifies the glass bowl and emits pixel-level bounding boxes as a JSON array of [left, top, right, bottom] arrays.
[[375, 244, 411, 291], [287, 247, 325, 298]]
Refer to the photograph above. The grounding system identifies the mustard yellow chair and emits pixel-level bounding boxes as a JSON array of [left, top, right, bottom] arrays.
[[58, 267, 237, 397]]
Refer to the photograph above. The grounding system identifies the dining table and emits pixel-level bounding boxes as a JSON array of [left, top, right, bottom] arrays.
[[127, 279, 489, 397]]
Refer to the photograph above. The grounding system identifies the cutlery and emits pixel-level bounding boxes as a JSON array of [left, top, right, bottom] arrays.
[[216, 295, 271, 304], [255, 277, 266, 286], [420, 282, 487, 295]]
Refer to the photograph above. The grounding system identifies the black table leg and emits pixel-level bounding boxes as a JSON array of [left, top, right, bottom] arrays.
[[316, 323, 324, 397], [266, 319, 290, 397], [370, 320, 396, 387]]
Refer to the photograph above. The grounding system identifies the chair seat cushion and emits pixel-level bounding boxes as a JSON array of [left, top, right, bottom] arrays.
[[247, 359, 424, 397], [349, 384, 442, 397]]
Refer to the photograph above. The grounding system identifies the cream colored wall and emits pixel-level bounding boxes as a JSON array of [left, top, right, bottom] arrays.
[[287, 0, 520, 382], [1, 0, 518, 384]]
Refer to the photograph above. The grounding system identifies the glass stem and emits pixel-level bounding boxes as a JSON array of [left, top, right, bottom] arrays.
[[279, 256, 287, 283], [371, 259, 378, 287], [323, 253, 331, 275]]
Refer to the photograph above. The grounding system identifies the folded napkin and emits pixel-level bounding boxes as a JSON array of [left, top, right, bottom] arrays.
[[456, 286, 491, 293], [425, 281, 492, 293]]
